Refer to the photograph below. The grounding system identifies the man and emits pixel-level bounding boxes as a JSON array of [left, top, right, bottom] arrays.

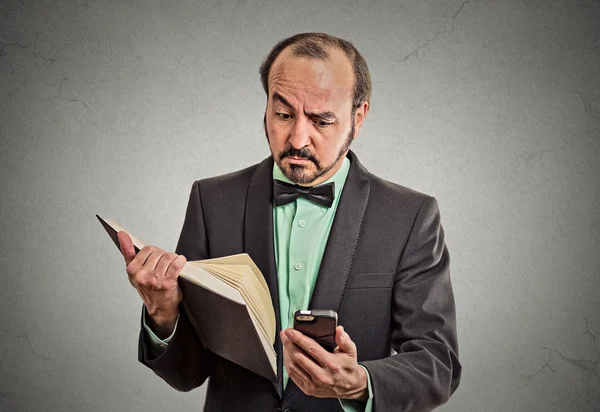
[[118, 33, 461, 411]]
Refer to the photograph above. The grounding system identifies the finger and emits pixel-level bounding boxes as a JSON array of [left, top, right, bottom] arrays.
[[285, 329, 330, 367], [282, 331, 319, 372], [130, 248, 164, 285], [143, 249, 165, 274], [289, 342, 325, 379], [154, 252, 179, 278], [165, 254, 186, 282], [118, 231, 136, 266], [285, 349, 313, 389], [288, 362, 312, 389], [125, 245, 155, 276], [334, 325, 357, 356]]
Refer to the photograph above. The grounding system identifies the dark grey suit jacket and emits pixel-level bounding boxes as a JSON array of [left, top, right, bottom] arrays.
[[138, 151, 461, 412]]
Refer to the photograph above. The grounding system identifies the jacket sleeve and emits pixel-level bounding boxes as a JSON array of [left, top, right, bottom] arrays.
[[137, 181, 216, 391], [360, 197, 461, 412]]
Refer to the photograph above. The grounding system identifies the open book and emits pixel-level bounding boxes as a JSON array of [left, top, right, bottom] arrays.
[[96, 215, 277, 381]]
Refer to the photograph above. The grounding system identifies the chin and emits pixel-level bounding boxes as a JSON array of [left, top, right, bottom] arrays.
[[284, 164, 319, 185]]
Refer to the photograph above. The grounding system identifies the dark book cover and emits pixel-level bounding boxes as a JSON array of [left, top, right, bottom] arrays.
[[179, 277, 276, 381]]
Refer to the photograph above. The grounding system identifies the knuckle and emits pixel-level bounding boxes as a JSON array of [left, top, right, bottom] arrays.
[[162, 278, 175, 290], [170, 257, 183, 271], [293, 352, 306, 364], [136, 267, 150, 280], [316, 373, 330, 386], [125, 264, 136, 277], [139, 275, 157, 290], [152, 249, 165, 259], [151, 278, 163, 290], [137, 276, 150, 288], [306, 344, 318, 357], [326, 361, 340, 373], [147, 246, 163, 257]]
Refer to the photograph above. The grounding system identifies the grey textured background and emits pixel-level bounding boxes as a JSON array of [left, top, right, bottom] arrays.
[[1, 0, 599, 411]]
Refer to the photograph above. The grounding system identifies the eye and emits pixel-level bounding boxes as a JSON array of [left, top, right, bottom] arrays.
[[276, 112, 291, 120], [315, 120, 333, 128]]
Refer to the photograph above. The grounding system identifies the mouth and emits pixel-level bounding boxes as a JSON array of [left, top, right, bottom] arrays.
[[286, 156, 312, 163]]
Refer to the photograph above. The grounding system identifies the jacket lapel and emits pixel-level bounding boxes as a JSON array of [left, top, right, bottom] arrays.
[[309, 150, 371, 312], [283, 151, 371, 402], [244, 155, 284, 398]]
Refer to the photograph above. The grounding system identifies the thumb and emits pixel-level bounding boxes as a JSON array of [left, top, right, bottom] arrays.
[[334, 325, 357, 356], [117, 230, 136, 266]]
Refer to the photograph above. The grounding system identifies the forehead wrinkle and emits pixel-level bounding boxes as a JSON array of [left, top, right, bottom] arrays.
[[272, 91, 338, 120], [270, 73, 331, 100]]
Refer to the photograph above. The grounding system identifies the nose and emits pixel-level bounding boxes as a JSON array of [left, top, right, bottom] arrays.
[[288, 116, 312, 149]]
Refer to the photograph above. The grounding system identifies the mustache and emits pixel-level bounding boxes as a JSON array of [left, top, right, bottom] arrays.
[[280, 147, 319, 165]]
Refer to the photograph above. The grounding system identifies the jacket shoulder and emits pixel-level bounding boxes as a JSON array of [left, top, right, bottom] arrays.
[[349, 151, 434, 211], [367, 172, 435, 212], [193, 161, 262, 197]]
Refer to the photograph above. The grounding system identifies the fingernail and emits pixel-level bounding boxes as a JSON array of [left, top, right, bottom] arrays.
[[286, 329, 294, 338]]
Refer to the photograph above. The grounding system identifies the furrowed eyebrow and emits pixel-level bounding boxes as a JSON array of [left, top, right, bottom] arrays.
[[272, 92, 294, 111], [272, 92, 338, 121], [309, 111, 337, 121]]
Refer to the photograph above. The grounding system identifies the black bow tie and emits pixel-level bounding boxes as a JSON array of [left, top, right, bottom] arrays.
[[273, 180, 335, 208]]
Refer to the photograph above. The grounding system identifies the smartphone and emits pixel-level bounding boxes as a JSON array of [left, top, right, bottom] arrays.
[[293, 309, 338, 352]]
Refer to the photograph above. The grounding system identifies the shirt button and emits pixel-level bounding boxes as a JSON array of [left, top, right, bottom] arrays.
[[298, 220, 306, 227], [294, 263, 302, 270]]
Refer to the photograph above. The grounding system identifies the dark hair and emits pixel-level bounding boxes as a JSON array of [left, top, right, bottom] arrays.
[[259, 33, 372, 111]]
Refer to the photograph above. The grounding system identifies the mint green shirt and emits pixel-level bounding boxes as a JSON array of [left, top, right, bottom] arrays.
[[144, 156, 373, 411]]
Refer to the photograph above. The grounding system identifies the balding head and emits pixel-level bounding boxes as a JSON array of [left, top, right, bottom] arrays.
[[259, 33, 372, 113]]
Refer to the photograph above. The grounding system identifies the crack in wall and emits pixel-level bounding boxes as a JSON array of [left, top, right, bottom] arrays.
[[55, 76, 90, 111], [0, 30, 55, 98], [523, 320, 600, 386], [0, 40, 57, 65], [437, 115, 476, 136], [392, 0, 475, 63], [514, 144, 567, 167], [0, 328, 51, 361], [559, 85, 600, 116], [522, 347, 557, 385]]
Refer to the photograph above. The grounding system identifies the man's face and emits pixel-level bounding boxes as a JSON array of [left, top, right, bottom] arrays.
[[264, 47, 368, 186]]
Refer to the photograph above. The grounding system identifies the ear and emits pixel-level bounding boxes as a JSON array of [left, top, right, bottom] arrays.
[[353, 101, 370, 139]]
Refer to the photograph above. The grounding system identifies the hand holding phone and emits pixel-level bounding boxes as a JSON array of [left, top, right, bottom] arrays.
[[293, 310, 338, 352]]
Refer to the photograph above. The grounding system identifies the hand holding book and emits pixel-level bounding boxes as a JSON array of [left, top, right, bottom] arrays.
[[98, 215, 278, 380], [118, 230, 184, 339]]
